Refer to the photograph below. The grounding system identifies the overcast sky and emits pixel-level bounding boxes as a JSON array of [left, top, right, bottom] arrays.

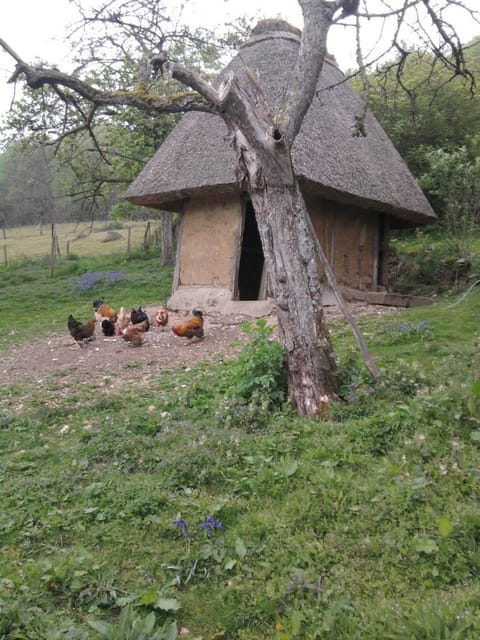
[[1, 0, 480, 118]]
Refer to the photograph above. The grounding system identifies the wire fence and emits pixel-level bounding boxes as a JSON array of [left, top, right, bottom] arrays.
[[1, 221, 161, 270]]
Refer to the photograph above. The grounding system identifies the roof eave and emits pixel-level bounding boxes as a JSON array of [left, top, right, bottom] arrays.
[[124, 183, 239, 212], [126, 179, 436, 226], [299, 178, 437, 227]]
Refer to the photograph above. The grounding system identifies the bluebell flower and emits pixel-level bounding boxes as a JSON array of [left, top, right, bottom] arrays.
[[107, 271, 123, 283], [199, 522, 213, 537], [77, 271, 123, 291], [200, 515, 223, 537], [173, 518, 190, 541], [205, 515, 223, 530]]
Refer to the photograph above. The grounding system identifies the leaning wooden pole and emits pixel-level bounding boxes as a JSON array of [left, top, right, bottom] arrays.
[[305, 214, 379, 383], [50, 223, 56, 278]]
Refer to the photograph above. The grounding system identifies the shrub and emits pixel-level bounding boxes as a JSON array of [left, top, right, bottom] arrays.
[[214, 319, 288, 429], [227, 319, 287, 405]]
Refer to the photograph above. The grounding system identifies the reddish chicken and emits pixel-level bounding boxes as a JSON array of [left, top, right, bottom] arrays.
[[121, 319, 148, 347], [153, 306, 169, 328], [171, 309, 204, 341]]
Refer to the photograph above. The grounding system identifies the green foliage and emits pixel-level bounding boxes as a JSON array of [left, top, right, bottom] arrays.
[[388, 229, 480, 295], [1, 252, 480, 637], [418, 146, 480, 257], [147, 319, 288, 433], [89, 607, 178, 640], [335, 347, 374, 404], [355, 41, 480, 176], [385, 598, 480, 640], [224, 319, 287, 407]]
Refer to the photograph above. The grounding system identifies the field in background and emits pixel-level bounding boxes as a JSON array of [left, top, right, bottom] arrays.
[[0, 221, 161, 263]]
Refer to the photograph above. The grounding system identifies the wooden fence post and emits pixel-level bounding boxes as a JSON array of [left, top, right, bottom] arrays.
[[3, 245, 7, 266], [50, 235, 56, 278], [50, 223, 56, 278], [55, 234, 61, 258], [143, 221, 151, 252], [127, 227, 132, 252]]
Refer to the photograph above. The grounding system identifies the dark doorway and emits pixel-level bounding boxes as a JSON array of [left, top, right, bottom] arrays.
[[237, 201, 265, 300]]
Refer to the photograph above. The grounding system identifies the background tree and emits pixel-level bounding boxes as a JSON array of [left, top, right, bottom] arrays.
[[0, 5, 235, 261], [419, 146, 480, 257], [354, 37, 480, 175], [1, 0, 479, 416], [352, 32, 480, 268], [0, 143, 58, 228]]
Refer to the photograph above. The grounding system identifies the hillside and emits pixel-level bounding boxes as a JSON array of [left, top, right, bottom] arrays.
[[0, 248, 479, 639]]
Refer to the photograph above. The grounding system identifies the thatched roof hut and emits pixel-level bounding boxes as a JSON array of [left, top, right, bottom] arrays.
[[126, 20, 436, 312]]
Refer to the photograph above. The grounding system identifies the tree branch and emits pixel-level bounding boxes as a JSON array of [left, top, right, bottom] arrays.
[[0, 38, 216, 116], [277, 0, 337, 145], [168, 61, 225, 108]]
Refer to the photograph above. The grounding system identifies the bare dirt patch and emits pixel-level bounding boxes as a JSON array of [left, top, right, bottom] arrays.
[[0, 304, 397, 389]]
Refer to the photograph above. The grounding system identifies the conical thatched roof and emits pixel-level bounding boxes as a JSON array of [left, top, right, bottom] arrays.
[[125, 20, 435, 226]]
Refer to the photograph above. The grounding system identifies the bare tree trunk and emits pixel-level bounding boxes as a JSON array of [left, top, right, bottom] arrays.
[[196, 45, 341, 415], [249, 182, 338, 416]]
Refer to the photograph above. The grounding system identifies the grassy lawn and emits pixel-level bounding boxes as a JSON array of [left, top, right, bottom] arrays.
[[0, 247, 173, 349], [0, 246, 479, 638]]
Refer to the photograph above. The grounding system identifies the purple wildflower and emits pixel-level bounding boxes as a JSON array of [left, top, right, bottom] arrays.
[[199, 522, 213, 537], [173, 518, 190, 541], [200, 515, 223, 537], [77, 271, 123, 291], [206, 515, 223, 530]]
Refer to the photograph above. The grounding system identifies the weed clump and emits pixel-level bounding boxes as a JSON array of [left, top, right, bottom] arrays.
[[216, 319, 288, 429]]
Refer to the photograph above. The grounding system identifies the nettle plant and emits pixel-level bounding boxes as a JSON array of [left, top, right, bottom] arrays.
[[226, 320, 287, 406]]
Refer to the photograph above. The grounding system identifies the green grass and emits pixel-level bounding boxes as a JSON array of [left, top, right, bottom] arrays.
[[0, 246, 479, 638], [0, 247, 173, 348]]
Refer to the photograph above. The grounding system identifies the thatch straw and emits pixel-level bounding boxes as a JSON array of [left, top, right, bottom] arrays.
[[125, 21, 435, 226]]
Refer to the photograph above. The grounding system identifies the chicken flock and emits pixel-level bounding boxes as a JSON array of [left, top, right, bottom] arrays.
[[67, 300, 204, 348]]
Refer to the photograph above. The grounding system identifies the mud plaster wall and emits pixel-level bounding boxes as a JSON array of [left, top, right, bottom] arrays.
[[306, 196, 378, 290], [178, 194, 242, 287]]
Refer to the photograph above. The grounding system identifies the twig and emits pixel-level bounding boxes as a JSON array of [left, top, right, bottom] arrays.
[[448, 279, 480, 308]]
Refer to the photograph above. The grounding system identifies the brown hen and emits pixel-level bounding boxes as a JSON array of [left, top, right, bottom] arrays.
[[171, 309, 204, 341], [67, 314, 96, 347]]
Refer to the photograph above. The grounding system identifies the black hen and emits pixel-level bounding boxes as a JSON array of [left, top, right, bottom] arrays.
[[130, 306, 150, 331], [67, 314, 96, 347], [101, 319, 116, 336]]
